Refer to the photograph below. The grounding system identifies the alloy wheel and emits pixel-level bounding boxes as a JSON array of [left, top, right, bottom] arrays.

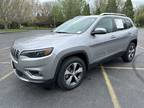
[[64, 62, 83, 87], [128, 44, 136, 60]]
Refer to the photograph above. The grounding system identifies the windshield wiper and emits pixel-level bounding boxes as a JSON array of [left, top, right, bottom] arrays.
[[55, 31, 69, 34]]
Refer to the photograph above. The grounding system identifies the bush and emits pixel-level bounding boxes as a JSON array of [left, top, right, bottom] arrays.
[[9, 22, 20, 29], [0, 24, 4, 29], [135, 13, 144, 27]]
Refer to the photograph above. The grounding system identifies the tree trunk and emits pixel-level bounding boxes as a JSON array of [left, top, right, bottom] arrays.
[[4, 24, 8, 29], [19, 23, 22, 29]]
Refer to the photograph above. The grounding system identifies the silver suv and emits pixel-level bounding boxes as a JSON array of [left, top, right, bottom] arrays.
[[11, 13, 138, 90]]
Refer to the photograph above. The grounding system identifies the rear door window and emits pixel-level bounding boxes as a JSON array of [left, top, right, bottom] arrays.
[[114, 18, 125, 30]]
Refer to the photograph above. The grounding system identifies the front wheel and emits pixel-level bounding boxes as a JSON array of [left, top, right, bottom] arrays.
[[122, 42, 136, 62], [57, 57, 86, 90]]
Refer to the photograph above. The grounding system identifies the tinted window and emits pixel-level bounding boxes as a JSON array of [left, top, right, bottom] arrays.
[[125, 19, 133, 29], [96, 18, 114, 33]]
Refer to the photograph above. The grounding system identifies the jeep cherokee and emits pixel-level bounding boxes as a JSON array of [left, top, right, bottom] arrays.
[[10, 13, 138, 90]]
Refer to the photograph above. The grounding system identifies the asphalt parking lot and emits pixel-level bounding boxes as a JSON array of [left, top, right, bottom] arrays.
[[0, 29, 144, 108]]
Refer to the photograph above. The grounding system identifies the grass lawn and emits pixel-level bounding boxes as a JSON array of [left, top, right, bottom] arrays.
[[0, 27, 51, 33], [22, 26, 51, 30], [0, 29, 27, 33]]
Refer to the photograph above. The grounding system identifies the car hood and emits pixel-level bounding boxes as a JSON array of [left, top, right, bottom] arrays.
[[13, 32, 75, 51]]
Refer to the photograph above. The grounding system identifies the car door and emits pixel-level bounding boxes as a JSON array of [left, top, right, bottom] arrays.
[[88, 17, 116, 63], [110, 18, 130, 54]]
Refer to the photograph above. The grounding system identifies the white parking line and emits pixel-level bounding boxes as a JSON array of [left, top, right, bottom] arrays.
[[0, 47, 10, 51], [138, 46, 144, 50], [0, 62, 10, 64], [0, 72, 13, 82], [104, 66, 144, 70]]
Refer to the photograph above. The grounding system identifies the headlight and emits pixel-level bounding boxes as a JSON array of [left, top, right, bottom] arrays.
[[20, 47, 53, 58]]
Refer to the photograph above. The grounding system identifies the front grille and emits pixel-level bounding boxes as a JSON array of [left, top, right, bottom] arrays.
[[11, 48, 20, 61]]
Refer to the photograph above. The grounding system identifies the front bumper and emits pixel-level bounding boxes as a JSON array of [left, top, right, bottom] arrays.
[[11, 53, 57, 83], [13, 68, 45, 83]]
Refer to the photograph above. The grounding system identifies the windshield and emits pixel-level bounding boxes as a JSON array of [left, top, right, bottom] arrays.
[[54, 17, 97, 34]]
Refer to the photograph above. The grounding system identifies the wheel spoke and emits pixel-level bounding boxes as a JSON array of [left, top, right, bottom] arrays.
[[64, 62, 84, 87], [128, 45, 136, 60], [75, 67, 83, 74], [130, 49, 135, 53], [73, 63, 78, 71], [65, 69, 72, 75], [74, 75, 79, 82], [66, 76, 73, 85]]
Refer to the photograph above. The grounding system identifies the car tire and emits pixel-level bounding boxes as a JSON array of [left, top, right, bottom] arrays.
[[122, 42, 136, 62], [57, 57, 86, 90]]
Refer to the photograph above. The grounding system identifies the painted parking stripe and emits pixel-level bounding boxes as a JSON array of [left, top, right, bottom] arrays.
[[0, 47, 10, 51], [0, 72, 13, 82], [138, 46, 144, 50], [100, 65, 121, 108], [0, 62, 10, 64], [104, 66, 144, 71]]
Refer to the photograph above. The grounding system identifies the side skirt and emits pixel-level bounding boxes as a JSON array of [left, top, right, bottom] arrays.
[[88, 52, 125, 70]]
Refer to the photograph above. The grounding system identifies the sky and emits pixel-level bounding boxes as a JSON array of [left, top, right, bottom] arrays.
[[40, 0, 144, 8]]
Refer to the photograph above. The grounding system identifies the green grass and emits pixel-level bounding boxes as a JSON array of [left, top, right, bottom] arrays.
[[0, 27, 52, 33], [0, 29, 27, 33], [23, 26, 50, 30]]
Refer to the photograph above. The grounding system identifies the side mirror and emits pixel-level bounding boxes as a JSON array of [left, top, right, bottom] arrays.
[[91, 28, 107, 35]]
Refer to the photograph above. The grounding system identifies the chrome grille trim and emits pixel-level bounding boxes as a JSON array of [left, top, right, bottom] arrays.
[[11, 48, 20, 61]]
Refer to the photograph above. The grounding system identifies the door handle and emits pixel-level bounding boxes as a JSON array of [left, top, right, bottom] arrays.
[[111, 36, 116, 39], [128, 32, 132, 35]]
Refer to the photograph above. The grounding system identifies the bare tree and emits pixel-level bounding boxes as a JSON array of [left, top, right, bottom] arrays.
[[93, 0, 107, 14], [0, 0, 14, 29], [0, 0, 36, 29], [117, 0, 125, 12], [12, 0, 35, 25], [40, 1, 54, 16]]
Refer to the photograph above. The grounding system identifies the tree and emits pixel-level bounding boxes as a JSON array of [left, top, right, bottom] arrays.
[[106, 0, 118, 13], [51, 4, 64, 27], [117, 0, 125, 13], [0, 0, 35, 29], [82, 2, 90, 15], [34, 0, 91, 27], [123, 0, 134, 20], [95, 8, 101, 15], [40, 1, 54, 17], [135, 5, 144, 26], [93, 0, 107, 14], [0, 0, 13, 29], [60, 0, 81, 20], [59, 0, 89, 20], [12, 0, 34, 25]]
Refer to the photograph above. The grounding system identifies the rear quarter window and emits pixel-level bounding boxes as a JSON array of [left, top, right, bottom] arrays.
[[124, 19, 133, 29]]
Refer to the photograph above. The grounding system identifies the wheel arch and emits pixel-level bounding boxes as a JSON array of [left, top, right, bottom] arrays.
[[54, 50, 89, 81], [130, 39, 137, 46]]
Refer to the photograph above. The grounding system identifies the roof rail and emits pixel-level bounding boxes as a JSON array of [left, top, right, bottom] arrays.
[[100, 13, 126, 17]]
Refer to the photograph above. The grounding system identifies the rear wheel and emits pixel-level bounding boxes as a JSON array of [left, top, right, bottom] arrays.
[[122, 42, 136, 62], [57, 57, 86, 90]]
